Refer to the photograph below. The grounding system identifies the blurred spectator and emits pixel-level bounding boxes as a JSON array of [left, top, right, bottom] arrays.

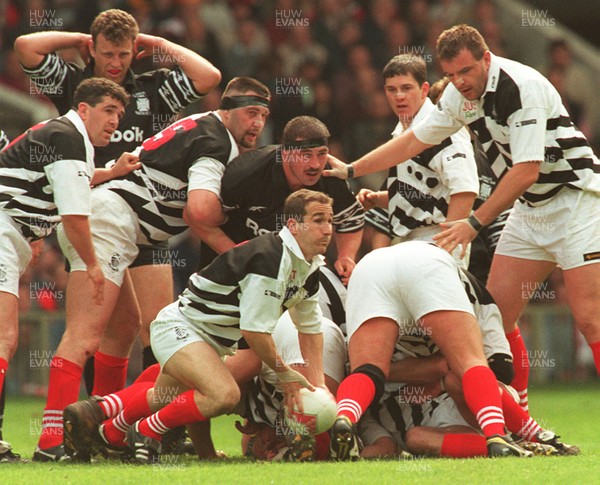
[[362, 0, 400, 68], [545, 39, 594, 142], [277, 24, 327, 76], [222, 17, 269, 81]]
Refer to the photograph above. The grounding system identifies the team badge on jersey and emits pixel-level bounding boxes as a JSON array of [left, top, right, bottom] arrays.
[[133, 92, 151, 115], [174, 327, 190, 341], [109, 253, 122, 272]]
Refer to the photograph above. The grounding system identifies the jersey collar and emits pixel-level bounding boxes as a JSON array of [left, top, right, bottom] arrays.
[[279, 226, 326, 269], [391, 97, 435, 137], [483, 52, 501, 95]]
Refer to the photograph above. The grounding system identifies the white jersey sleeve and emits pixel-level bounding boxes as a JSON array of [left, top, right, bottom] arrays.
[[188, 157, 226, 195], [44, 159, 92, 215], [437, 127, 479, 195]]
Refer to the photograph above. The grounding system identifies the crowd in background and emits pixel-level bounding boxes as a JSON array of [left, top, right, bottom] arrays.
[[0, 0, 596, 381]]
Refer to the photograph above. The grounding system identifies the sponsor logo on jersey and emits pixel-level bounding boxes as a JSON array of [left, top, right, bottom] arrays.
[[174, 327, 190, 341], [111, 126, 144, 143], [246, 217, 270, 237], [134, 92, 151, 115], [248, 205, 267, 213], [462, 101, 478, 120]]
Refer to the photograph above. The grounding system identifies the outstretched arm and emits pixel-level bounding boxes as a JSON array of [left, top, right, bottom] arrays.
[[324, 131, 432, 180]]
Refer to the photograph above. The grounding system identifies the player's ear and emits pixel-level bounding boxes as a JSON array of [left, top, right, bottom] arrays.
[[287, 217, 299, 235], [77, 102, 90, 120]]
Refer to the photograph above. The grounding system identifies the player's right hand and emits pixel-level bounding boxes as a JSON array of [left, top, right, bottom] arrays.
[[86, 263, 105, 305], [277, 367, 314, 414], [112, 152, 141, 177]]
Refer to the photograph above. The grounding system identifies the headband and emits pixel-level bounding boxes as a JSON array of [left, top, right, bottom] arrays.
[[283, 137, 328, 150], [220, 95, 270, 110]]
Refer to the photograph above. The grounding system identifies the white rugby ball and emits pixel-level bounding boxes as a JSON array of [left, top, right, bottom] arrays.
[[290, 387, 337, 434]]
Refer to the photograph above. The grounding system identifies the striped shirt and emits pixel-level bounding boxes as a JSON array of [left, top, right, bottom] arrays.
[[388, 98, 478, 238], [0, 110, 94, 240], [100, 111, 238, 245], [178, 226, 323, 351], [413, 53, 600, 206], [22, 53, 202, 166]]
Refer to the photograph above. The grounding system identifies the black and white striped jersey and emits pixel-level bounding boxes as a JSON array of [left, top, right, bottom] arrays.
[[22, 53, 201, 166], [0, 110, 94, 240], [178, 226, 324, 350], [387, 99, 478, 238], [413, 53, 600, 207], [101, 111, 238, 245]]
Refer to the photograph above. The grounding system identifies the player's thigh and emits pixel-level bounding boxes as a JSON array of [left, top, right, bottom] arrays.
[[421, 310, 487, 376], [105, 269, 142, 335], [0, 292, 19, 357], [486, 254, 555, 331], [563, 262, 600, 342], [162, 340, 238, 402], [348, 317, 399, 376], [129, 263, 174, 325]]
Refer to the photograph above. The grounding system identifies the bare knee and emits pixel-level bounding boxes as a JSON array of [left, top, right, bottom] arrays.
[[406, 427, 441, 457], [217, 384, 241, 414]]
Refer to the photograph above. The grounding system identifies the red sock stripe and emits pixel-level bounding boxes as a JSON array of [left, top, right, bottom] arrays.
[[335, 373, 376, 424], [38, 357, 83, 448]]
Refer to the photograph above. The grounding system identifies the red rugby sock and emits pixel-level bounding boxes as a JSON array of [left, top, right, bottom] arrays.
[[335, 373, 375, 424]]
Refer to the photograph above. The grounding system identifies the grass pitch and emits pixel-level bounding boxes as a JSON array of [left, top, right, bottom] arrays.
[[1, 382, 598, 485]]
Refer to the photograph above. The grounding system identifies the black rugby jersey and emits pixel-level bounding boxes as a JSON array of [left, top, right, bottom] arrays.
[[23, 53, 202, 166], [0, 111, 94, 239], [101, 111, 237, 244]]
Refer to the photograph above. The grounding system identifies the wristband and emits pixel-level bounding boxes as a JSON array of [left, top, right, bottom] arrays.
[[346, 163, 355, 179], [466, 214, 484, 233]]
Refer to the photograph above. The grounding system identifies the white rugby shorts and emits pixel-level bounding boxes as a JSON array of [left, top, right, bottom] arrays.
[[57, 188, 140, 286], [496, 189, 600, 270]]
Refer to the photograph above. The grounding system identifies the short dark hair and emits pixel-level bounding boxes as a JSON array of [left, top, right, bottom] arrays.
[[223, 77, 271, 99], [282, 116, 330, 145], [73, 78, 129, 108], [383, 54, 427, 85], [283, 189, 333, 222], [436, 24, 489, 62], [91, 9, 139, 44]]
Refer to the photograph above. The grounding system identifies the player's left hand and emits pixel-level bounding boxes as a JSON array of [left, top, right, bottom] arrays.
[[323, 155, 349, 180], [335, 256, 355, 285], [112, 152, 141, 177], [432, 219, 477, 259]]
